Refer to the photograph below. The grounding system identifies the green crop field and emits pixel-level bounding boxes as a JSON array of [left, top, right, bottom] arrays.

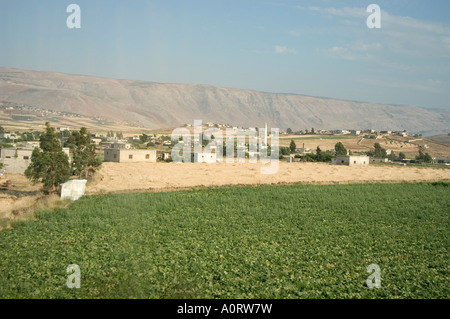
[[0, 183, 449, 299]]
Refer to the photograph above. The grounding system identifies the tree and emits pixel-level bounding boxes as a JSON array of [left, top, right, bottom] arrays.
[[311, 128, 315, 134], [286, 128, 293, 134], [416, 150, 425, 161], [289, 140, 297, 154], [374, 143, 387, 158], [25, 122, 71, 191], [335, 142, 347, 156], [316, 146, 323, 161], [423, 153, 432, 163], [399, 152, 406, 160], [0, 125, 4, 134], [280, 147, 290, 156], [388, 151, 396, 161], [68, 127, 102, 179], [139, 133, 148, 143]]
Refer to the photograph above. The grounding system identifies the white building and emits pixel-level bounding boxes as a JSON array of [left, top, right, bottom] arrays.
[[104, 149, 157, 163], [191, 152, 217, 163], [333, 155, 369, 166]]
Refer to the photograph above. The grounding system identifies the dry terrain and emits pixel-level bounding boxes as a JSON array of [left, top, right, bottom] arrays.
[[1, 162, 449, 229], [86, 162, 450, 194], [1, 68, 449, 135]]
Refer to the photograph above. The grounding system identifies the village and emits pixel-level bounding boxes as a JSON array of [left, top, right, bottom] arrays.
[[1, 122, 449, 178]]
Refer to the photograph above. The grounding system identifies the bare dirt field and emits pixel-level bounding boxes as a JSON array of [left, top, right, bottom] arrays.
[[1, 163, 449, 229], [86, 162, 450, 194]]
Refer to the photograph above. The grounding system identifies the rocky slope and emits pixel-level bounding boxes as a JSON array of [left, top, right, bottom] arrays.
[[0, 68, 448, 135]]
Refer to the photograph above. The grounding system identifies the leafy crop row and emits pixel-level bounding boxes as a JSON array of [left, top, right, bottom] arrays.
[[0, 183, 448, 298]]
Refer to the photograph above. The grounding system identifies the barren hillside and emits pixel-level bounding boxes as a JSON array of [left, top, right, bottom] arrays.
[[1, 68, 449, 135]]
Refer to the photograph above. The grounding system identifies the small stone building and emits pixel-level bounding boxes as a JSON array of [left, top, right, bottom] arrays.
[[333, 155, 369, 166], [0, 148, 33, 174], [104, 149, 157, 163], [0, 147, 71, 174], [370, 157, 389, 163], [191, 152, 217, 163]]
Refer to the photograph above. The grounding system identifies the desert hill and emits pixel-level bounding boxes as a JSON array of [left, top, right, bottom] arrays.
[[0, 68, 448, 135]]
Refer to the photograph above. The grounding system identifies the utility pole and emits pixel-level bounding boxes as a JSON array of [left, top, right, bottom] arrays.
[[303, 142, 305, 163]]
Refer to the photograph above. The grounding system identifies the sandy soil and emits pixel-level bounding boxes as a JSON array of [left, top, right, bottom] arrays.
[[0, 174, 45, 229], [86, 162, 450, 194]]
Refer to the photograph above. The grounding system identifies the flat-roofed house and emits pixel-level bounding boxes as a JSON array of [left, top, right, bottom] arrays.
[[0, 148, 33, 174], [104, 149, 157, 163], [333, 155, 369, 166]]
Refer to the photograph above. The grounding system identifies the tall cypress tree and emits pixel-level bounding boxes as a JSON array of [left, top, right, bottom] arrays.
[[335, 142, 347, 156]]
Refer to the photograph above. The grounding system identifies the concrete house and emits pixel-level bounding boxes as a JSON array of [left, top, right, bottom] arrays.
[[191, 152, 217, 163], [0, 148, 33, 174], [104, 149, 157, 163], [333, 155, 369, 166], [370, 157, 389, 163], [0, 147, 71, 174]]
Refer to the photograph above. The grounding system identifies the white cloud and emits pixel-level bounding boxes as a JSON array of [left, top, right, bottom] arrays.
[[274, 45, 298, 54], [300, 5, 450, 59]]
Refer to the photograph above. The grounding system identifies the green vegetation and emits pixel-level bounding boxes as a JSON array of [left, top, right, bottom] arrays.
[[334, 142, 347, 156], [0, 183, 448, 299], [25, 122, 70, 191], [289, 140, 296, 154], [67, 127, 102, 179], [416, 150, 433, 163]]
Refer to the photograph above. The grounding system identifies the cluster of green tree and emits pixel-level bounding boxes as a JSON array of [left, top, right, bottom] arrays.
[[386, 151, 406, 161], [300, 147, 333, 162], [107, 131, 124, 139], [365, 143, 387, 158], [416, 150, 432, 163], [286, 128, 315, 135], [25, 123, 101, 192], [21, 131, 42, 141]]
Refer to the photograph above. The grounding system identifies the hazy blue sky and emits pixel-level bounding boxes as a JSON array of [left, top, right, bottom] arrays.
[[1, 0, 450, 110]]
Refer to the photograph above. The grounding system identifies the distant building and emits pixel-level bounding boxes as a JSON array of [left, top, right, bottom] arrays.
[[370, 157, 389, 163], [434, 158, 450, 164], [104, 149, 157, 163], [100, 141, 131, 149], [191, 152, 217, 163], [295, 148, 311, 154], [0, 132, 17, 140], [333, 155, 369, 166], [0, 147, 70, 174], [0, 148, 33, 174]]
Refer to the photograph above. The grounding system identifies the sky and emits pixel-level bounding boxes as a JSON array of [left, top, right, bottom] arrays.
[[1, 0, 450, 110]]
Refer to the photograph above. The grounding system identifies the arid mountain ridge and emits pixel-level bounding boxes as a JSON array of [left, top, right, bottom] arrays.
[[0, 68, 448, 135]]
